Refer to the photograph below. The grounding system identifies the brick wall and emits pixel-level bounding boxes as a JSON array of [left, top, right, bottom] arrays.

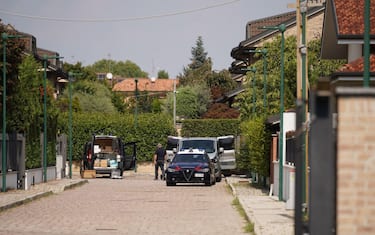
[[336, 90, 375, 234]]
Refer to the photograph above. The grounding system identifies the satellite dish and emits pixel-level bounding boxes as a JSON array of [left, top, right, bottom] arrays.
[[106, 72, 113, 80], [150, 77, 156, 83]]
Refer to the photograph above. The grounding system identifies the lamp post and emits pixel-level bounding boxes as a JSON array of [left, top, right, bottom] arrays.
[[134, 78, 139, 173], [261, 24, 286, 201], [2, 33, 26, 192], [247, 49, 268, 109], [68, 72, 73, 179], [249, 67, 257, 115], [41, 55, 63, 182], [67, 72, 80, 179], [134, 78, 139, 129], [173, 78, 177, 129]]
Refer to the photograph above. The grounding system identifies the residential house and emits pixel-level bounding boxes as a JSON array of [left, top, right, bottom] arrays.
[[307, 0, 375, 234], [230, 2, 325, 80], [112, 77, 178, 98], [3, 23, 68, 98]]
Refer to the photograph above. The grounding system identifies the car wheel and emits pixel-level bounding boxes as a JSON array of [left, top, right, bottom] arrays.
[[216, 175, 222, 182]]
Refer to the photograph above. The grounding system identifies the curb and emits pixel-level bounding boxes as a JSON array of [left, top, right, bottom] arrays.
[[0, 179, 88, 212], [0, 191, 53, 212]]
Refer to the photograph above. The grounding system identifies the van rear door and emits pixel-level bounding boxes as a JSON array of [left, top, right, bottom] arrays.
[[166, 136, 181, 161], [217, 135, 236, 176]]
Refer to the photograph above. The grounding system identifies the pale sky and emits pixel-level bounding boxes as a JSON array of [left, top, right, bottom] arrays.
[[0, 0, 292, 78]]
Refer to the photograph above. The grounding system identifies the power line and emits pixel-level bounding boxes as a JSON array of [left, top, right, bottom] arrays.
[[0, 0, 240, 23]]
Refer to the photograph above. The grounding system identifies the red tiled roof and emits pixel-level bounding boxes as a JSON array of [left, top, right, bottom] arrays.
[[338, 54, 375, 72], [112, 78, 178, 92], [334, 0, 375, 35]]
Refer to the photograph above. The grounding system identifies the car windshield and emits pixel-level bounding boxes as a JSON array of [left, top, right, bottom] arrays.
[[173, 154, 207, 163], [180, 140, 215, 153]]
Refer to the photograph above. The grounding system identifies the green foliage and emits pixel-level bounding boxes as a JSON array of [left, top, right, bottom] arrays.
[[179, 59, 212, 86], [0, 22, 25, 95], [88, 59, 148, 78], [157, 70, 169, 79], [238, 116, 270, 177], [235, 37, 346, 120], [9, 55, 59, 169], [181, 119, 240, 137], [111, 92, 127, 113], [8, 55, 42, 132], [63, 62, 97, 81], [207, 69, 237, 100], [65, 80, 117, 113], [189, 36, 208, 70], [58, 112, 176, 162], [164, 84, 210, 119]]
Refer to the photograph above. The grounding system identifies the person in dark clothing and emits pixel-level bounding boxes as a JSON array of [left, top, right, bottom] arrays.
[[154, 143, 167, 180]]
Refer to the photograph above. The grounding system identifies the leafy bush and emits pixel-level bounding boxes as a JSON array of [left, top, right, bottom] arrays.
[[57, 112, 176, 162], [239, 116, 270, 179], [181, 119, 240, 137]]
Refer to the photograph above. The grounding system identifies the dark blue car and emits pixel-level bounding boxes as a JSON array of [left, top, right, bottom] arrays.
[[166, 149, 216, 186]]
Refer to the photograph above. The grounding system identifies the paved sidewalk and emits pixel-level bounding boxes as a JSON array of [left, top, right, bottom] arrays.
[[0, 176, 88, 212], [227, 176, 294, 235]]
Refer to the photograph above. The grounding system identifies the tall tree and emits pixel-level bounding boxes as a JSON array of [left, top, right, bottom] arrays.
[[88, 59, 148, 78], [0, 21, 26, 129], [63, 62, 97, 81], [8, 55, 42, 133], [157, 70, 169, 79], [189, 36, 208, 70]]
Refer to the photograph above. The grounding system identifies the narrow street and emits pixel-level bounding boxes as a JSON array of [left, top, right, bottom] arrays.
[[0, 174, 247, 235]]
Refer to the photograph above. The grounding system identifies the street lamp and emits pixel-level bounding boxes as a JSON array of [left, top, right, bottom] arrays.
[[247, 49, 268, 109], [67, 72, 80, 179], [248, 67, 257, 115], [173, 78, 177, 129], [2, 32, 26, 192], [134, 78, 138, 129], [41, 55, 63, 182], [260, 24, 286, 201]]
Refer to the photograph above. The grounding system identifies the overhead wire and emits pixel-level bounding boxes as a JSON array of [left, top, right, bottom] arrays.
[[0, 0, 240, 23]]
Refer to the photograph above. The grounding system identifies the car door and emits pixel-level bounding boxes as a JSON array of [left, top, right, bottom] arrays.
[[217, 135, 236, 176], [123, 141, 137, 170], [166, 136, 181, 162]]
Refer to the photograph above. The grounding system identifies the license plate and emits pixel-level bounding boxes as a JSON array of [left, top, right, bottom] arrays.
[[194, 173, 204, 177]]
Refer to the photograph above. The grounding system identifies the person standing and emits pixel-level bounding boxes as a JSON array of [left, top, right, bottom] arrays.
[[154, 143, 167, 180]]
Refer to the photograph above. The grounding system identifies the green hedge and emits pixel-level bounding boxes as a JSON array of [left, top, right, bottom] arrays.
[[238, 116, 270, 179], [181, 119, 240, 137], [58, 112, 176, 162]]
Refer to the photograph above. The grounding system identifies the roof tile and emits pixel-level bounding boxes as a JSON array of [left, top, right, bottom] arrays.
[[112, 78, 178, 92], [338, 54, 375, 72], [334, 0, 375, 35]]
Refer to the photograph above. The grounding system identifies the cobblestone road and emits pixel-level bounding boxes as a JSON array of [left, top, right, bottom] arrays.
[[0, 174, 247, 235]]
